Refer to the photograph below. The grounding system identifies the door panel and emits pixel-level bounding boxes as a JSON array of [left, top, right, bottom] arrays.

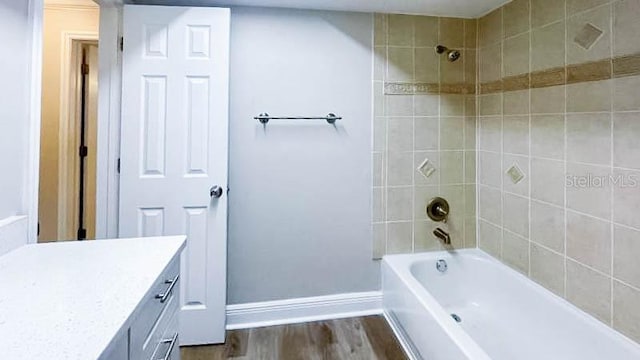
[[120, 5, 230, 345]]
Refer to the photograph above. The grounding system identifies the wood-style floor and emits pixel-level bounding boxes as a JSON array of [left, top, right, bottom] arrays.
[[180, 316, 408, 360]]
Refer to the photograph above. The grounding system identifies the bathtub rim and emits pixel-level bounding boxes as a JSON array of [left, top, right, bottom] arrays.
[[382, 248, 640, 359]]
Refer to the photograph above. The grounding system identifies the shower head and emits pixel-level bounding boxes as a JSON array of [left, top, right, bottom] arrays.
[[435, 45, 461, 62]]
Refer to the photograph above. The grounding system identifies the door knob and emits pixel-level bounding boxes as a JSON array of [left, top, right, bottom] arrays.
[[210, 185, 223, 198]]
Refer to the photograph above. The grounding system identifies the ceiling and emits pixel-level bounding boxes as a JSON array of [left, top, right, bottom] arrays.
[[125, 0, 512, 18]]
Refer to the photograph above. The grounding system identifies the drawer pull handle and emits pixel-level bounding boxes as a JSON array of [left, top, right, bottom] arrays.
[[158, 333, 178, 360], [155, 275, 179, 303]]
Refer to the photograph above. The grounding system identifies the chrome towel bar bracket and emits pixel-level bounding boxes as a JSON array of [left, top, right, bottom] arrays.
[[254, 112, 342, 124]]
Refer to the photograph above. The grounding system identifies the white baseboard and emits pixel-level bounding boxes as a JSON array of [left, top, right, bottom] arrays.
[[0, 216, 29, 256], [383, 310, 421, 360], [226, 291, 382, 330]]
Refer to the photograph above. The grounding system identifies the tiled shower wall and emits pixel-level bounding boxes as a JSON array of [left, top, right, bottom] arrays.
[[372, 14, 478, 258], [477, 0, 640, 343]]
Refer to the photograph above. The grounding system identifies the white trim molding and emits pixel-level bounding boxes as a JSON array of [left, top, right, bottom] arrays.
[[226, 291, 382, 330], [26, 0, 44, 244], [57, 31, 99, 240]]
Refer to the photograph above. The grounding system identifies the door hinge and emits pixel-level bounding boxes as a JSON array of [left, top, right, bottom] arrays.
[[117, 158, 121, 174], [120, 37, 124, 51], [81, 63, 89, 75], [77, 228, 87, 240], [79, 146, 88, 158]]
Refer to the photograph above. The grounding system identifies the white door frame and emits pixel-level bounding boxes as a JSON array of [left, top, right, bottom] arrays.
[[25, 0, 124, 242], [57, 32, 99, 240]]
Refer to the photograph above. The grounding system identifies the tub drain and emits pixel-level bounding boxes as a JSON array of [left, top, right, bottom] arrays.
[[451, 313, 462, 323]]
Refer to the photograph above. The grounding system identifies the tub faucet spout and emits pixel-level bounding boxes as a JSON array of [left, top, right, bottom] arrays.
[[433, 228, 451, 245]]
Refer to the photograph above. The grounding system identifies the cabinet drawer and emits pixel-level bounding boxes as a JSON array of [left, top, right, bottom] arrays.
[[151, 306, 180, 360], [130, 258, 180, 360]]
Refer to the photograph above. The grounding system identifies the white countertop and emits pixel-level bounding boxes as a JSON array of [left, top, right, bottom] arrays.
[[0, 236, 186, 360]]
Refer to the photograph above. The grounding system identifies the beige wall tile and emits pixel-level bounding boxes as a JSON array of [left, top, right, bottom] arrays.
[[479, 8, 503, 47], [531, 86, 566, 114], [440, 151, 465, 184], [479, 220, 502, 257], [531, 115, 565, 160], [385, 95, 413, 116], [503, 115, 530, 155], [503, 154, 530, 197], [613, 281, 640, 344], [465, 151, 477, 184], [441, 184, 466, 246], [374, 81, 384, 115], [614, 76, 640, 111], [414, 16, 439, 47], [374, 46, 386, 81], [480, 93, 503, 116], [464, 49, 477, 85], [374, 14, 387, 46], [373, 116, 387, 152], [531, 0, 566, 28], [531, 158, 565, 206], [531, 200, 566, 253], [414, 220, 445, 251], [613, 168, 640, 229], [387, 47, 414, 81], [441, 55, 465, 83], [504, 33, 530, 77], [531, 243, 565, 296], [503, 0, 530, 38], [373, 152, 384, 187], [372, 223, 386, 259], [614, 225, 640, 289], [479, 116, 502, 151], [387, 221, 413, 253], [465, 116, 477, 149], [480, 151, 502, 187], [414, 151, 440, 186], [465, 184, 477, 217], [567, 210, 612, 274], [503, 193, 530, 237], [566, 80, 612, 113], [373, 187, 385, 222], [502, 230, 530, 274], [567, 6, 611, 65], [613, 112, 640, 169], [414, 117, 439, 151], [440, 117, 464, 150], [439, 17, 464, 48], [414, 95, 440, 116], [441, 95, 465, 116], [566, 162, 612, 220], [465, 216, 478, 247], [567, 0, 609, 16], [387, 187, 413, 221], [480, 43, 503, 82], [531, 21, 566, 72], [566, 259, 612, 324], [504, 90, 530, 115], [387, 152, 413, 186], [479, 185, 503, 225], [566, 113, 612, 165], [464, 18, 478, 48], [388, 14, 414, 46], [387, 117, 414, 152], [613, 0, 640, 57], [414, 47, 439, 83]]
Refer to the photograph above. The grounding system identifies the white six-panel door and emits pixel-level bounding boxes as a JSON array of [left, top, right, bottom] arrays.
[[120, 5, 230, 345]]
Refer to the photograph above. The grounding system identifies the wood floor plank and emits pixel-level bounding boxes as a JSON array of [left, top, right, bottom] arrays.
[[181, 316, 407, 360], [360, 316, 408, 360]]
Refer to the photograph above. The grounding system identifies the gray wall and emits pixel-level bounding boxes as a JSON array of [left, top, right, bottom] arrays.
[[227, 7, 378, 304], [0, 0, 31, 219]]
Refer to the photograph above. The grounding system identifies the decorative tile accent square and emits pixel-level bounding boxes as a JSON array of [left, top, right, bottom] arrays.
[[506, 164, 526, 184], [574, 23, 604, 50], [417, 157, 437, 180]]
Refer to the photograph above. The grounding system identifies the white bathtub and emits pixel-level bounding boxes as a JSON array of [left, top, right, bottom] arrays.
[[382, 249, 640, 360]]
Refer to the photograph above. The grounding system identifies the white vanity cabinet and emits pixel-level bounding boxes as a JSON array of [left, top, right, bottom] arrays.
[[0, 236, 186, 360]]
